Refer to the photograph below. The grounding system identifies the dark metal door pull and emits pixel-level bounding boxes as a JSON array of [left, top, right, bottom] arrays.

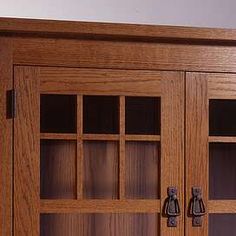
[[165, 187, 180, 227], [190, 187, 206, 227]]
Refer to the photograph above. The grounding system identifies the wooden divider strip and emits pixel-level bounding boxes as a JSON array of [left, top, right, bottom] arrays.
[[119, 96, 126, 199], [77, 95, 83, 199]]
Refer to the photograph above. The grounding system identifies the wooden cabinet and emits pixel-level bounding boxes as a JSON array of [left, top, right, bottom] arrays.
[[1, 18, 236, 236]]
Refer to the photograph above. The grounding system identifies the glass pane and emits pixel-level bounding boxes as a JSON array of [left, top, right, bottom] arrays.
[[40, 94, 77, 133], [125, 97, 160, 135], [125, 142, 160, 199], [209, 214, 236, 236], [84, 141, 118, 199], [209, 143, 236, 199], [41, 213, 159, 236], [209, 99, 236, 136], [40, 140, 76, 199], [83, 96, 119, 134]]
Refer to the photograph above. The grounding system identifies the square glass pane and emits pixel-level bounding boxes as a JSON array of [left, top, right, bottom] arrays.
[[84, 141, 118, 199], [209, 143, 236, 199], [209, 99, 236, 136], [209, 214, 236, 236], [40, 140, 76, 199], [41, 213, 159, 236], [40, 94, 77, 133], [125, 141, 160, 199], [83, 96, 119, 134], [125, 97, 160, 135]]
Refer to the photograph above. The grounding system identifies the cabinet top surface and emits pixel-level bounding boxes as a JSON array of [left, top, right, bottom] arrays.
[[0, 17, 236, 43]]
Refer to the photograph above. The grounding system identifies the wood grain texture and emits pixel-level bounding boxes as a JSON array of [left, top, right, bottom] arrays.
[[119, 96, 125, 199], [208, 73, 236, 99], [83, 141, 119, 199], [40, 133, 77, 140], [208, 136, 236, 143], [209, 201, 236, 213], [13, 38, 236, 73], [83, 134, 120, 141], [40, 133, 160, 141], [40, 200, 160, 213], [40, 213, 159, 236], [77, 95, 83, 200], [39, 67, 161, 96], [40, 140, 76, 199], [186, 73, 208, 236], [0, 37, 13, 236], [14, 66, 40, 236], [125, 135, 160, 141], [1, 17, 236, 42], [160, 72, 185, 236]]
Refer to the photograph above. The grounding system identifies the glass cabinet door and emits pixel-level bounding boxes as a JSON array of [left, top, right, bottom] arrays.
[[186, 73, 236, 236], [14, 66, 184, 236]]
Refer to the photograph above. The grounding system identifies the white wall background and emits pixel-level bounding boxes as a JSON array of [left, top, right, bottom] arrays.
[[1, 0, 236, 29]]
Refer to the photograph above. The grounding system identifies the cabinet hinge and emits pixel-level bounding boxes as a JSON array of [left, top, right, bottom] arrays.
[[7, 89, 16, 119]]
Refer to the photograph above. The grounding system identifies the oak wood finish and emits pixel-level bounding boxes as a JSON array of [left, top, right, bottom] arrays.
[[208, 73, 236, 99], [1, 17, 236, 42], [40, 133, 77, 140], [160, 73, 185, 236], [208, 136, 236, 143], [40, 200, 160, 213], [39, 67, 162, 96], [209, 200, 236, 213], [0, 37, 13, 236], [119, 96, 126, 199], [77, 95, 83, 200], [13, 38, 236, 73], [1, 18, 236, 236], [14, 67, 40, 236], [40, 133, 160, 141], [186, 73, 208, 236]]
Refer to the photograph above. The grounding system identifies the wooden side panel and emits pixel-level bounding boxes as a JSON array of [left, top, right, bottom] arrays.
[[0, 38, 13, 236], [14, 67, 40, 236], [186, 73, 208, 236], [160, 72, 185, 236], [13, 38, 236, 73]]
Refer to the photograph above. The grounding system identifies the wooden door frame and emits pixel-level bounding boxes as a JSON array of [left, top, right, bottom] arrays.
[[0, 37, 13, 236], [13, 66, 184, 236], [186, 72, 236, 236]]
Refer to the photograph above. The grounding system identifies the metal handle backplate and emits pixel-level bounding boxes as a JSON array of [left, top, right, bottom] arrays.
[[190, 187, 206, 227], [164, 187, 180, 227]]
